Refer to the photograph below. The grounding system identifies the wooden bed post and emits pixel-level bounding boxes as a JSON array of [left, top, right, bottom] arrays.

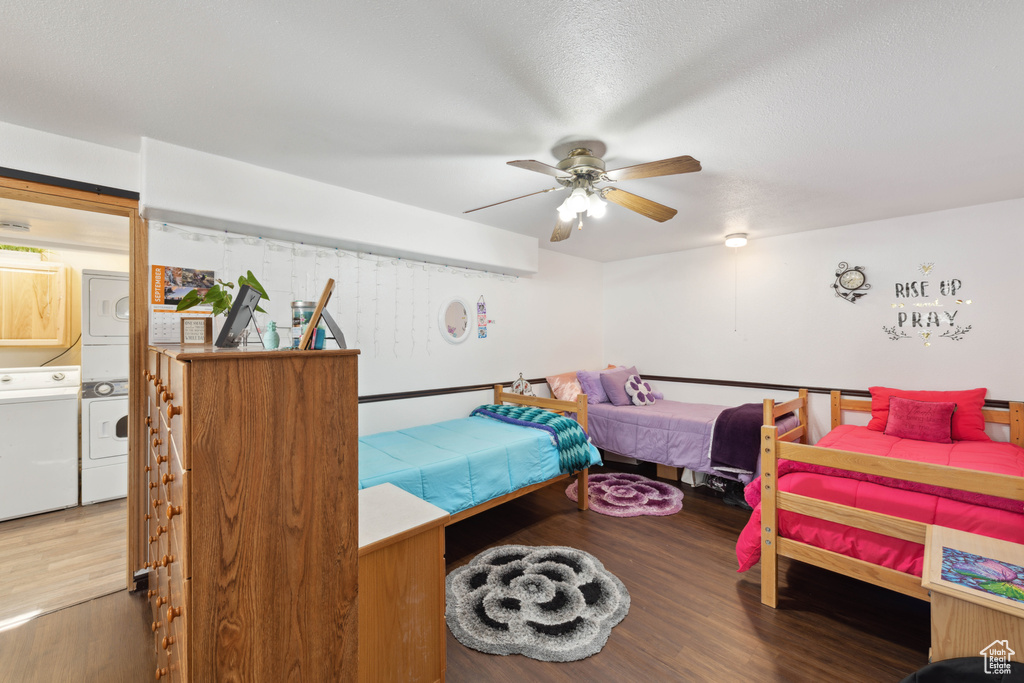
[[761, 399, 780, 608], [493, 384, 503, 404], [830, 390, 842, 430], [575, 392, 589, 511], [1010, 402, 1024, 448], [798, 388, 809, 444]]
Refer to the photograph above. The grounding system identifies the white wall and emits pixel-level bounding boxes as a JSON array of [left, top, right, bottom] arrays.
[[0, 245, 129, 368], [140, 139, 539, 275], [604, 197, 1024, 441], [150, 224, 604, 433], [0, 120, 139, 191]]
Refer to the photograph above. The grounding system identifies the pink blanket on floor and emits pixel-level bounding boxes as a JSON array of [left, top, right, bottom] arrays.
[[735, 425, 1024, 575]]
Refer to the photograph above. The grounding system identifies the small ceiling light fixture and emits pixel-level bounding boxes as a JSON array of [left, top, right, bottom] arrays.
[[724, 233, 748, 248], [564, 186, 590, 214], [586, 192, 607, 219], [556, 199, 577, 222]]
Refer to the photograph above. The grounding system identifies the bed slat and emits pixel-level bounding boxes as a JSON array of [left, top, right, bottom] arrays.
[[778, 491, 928, 544], [778, 424, 806, 443], [982, 408, 1011, 425], [778, 538, 931, 601], [777, 441, 1024, 501], [841, 398, 872, 412], [773, 397, 803, 419]]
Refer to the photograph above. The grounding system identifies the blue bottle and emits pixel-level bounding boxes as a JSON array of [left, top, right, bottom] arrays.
[[263, 321, 280, 350]]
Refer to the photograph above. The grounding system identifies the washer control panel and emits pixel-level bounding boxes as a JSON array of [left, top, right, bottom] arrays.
[[82, 380, 129, 399]]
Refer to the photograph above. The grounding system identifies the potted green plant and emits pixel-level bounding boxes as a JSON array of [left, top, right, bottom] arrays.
[[175, 270, 269, 316]]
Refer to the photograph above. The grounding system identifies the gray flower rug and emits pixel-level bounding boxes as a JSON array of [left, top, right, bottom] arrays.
[[445, 545, 630, 662]]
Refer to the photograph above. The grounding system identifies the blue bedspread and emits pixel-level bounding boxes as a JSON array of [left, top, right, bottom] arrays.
[[358, 416, 602, 515]]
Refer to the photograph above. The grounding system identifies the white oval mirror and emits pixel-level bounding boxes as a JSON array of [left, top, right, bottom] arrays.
[[439, 297, 470, 344]]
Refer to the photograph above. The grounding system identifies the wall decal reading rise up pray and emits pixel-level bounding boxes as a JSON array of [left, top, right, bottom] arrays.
[[882, 264, 973, 346]]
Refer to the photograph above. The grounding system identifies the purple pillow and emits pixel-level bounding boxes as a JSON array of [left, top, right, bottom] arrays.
[[883, 397, 956, 444], [577, 365, 637, 404], [600, 368, 635, 406]]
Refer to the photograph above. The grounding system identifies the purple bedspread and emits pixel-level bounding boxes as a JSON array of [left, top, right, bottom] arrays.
[[587, 400, 798, 485]]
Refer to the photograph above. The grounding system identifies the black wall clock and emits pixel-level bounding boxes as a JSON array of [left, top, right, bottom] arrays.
[[833, 262, 870, 303]]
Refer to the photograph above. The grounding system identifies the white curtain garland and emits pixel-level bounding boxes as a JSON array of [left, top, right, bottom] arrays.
[[152, 222, 516, 358]]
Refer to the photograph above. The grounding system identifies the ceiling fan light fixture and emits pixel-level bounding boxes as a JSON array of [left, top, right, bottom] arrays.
[[556, 198, 577, 221], [565, 187, 589, 214], [725, 233, 748, 248], [586, 192, 607, 218]]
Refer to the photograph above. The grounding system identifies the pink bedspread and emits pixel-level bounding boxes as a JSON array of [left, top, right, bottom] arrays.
[[736, 425, 1024, 576]]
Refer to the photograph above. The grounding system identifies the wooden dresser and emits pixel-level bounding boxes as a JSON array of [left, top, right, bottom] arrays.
[[142, 345, 360, 681]]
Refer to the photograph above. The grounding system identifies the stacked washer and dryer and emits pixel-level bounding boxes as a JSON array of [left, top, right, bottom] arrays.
[[80, 269, 130, 504]]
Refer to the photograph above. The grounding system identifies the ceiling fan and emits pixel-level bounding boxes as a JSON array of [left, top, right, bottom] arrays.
[[464, 140, 701, 242]]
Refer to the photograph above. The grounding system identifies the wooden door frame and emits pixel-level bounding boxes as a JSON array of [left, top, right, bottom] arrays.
[[0, 176, 146, 591]]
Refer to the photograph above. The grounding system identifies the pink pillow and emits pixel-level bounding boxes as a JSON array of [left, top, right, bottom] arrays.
[[883, 397, 955, 443], [867, 386, 989, 441], [546, 371, 582, 402]]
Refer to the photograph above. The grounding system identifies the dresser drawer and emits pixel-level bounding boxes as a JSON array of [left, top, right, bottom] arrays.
[[165, 618, 184, 683], [164, 577, 189, 683], [164, 359, 188, 470], [163, 467, 189, 580], [146, 513, 169, 569], [167, 429, 187, 485]]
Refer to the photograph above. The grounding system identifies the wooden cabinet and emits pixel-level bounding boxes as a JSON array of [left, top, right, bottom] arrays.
[[923, 525, 1024, 663], [142, 345, 360, 681], [0, 259, 68, 346], [359, 484, 448, 683]]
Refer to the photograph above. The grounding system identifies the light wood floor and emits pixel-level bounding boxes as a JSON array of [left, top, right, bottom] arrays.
[[0, 500, 125, 626]]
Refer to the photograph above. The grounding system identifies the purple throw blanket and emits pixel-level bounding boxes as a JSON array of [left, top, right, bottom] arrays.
[[710, 403, 776, 476]]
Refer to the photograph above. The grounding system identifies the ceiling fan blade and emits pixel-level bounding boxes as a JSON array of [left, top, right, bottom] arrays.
[[603, 155, 701, 182], [507, 159, 573, 179], [603, 187, 678, 222], [463, 186, 564, 214], [550, 215, 575, 242]]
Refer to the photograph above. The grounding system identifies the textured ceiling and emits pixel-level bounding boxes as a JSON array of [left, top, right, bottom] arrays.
[[1, 1, 1023, 261]]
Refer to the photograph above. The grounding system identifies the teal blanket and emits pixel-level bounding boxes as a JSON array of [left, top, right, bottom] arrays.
[[359, 416, 603, 515], [470, 404, 592, 474]]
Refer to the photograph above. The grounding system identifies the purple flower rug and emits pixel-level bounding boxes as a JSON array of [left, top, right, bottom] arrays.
[[565, 472, 683, 517]]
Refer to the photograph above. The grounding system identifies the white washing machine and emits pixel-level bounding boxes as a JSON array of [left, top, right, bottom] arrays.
[[81, 269, 129, 503], [81, 380, 129, 504], [0, 366, 81, 521]]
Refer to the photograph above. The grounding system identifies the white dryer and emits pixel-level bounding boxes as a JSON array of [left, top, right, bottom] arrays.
[[80, 269, 129, 503], [82, 269, 129, 345]]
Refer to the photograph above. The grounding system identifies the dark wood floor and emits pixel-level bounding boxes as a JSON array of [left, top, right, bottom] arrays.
[[444, 467, 930, 682], [0, 466, 930, 682]]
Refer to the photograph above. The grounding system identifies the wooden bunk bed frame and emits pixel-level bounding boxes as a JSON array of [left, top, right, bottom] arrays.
[[444, 385, 591, 526], [759, 389, 1024, 608]]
